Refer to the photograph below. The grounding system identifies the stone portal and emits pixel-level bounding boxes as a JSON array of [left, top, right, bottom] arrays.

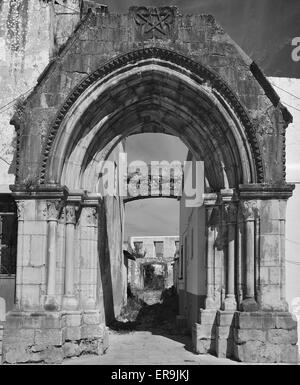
[[0, 5, 297, 364]]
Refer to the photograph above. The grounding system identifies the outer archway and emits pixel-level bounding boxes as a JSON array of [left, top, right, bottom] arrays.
[[3, 8, 297, 364]]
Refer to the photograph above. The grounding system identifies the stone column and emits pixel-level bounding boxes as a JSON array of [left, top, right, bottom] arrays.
[[15, 200, 25, 310], [240, 200, 259, 312], [80, 204, 98, 310], [45, 200, 61, 311], [203, 194, 218, 309], [62, 204, 78, 310], [223, 202, 237, 310]]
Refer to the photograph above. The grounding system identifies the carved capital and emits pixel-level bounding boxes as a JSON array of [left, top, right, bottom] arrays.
[[81, 206, 98, 227], [46, 200, 61, 221], [224, 202, 238, 224], [16, 200, 25, 221], [240, 200, 259, 221], [65, 205, 77, 225]]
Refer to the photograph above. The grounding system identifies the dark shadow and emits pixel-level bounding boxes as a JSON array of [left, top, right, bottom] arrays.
[[109, 286, 194, 353], [98, 200, 115, 325]]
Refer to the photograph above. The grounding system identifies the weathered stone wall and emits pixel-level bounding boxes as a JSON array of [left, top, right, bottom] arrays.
[[11, 6, 288, 186], [0, 0, 82, 190], [3, 310, 108, 364]]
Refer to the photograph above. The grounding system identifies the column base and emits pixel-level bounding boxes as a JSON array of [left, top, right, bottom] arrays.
[[44, 296, 60, 312], [223, 295, 237, 311], [2, 310, 109, 364], [233, 311, 299, 363], [240, 297, 259, 312]]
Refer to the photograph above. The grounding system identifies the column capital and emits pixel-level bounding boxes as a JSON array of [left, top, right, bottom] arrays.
[[65, 205, 78, 225], [81, 206, 98, 227], [46, 200, 62, 221], [239, 200, 260, 221]]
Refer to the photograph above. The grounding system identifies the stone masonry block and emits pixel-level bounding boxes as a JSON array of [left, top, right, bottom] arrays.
[[4, 345, 32, 364], [83, 312, 100, 325], [63, 326, 81, 341], [234, 340, 265, 363], [267, 329, 298, 345], [193, 323, 216, 340], [81, 324, 103, 339], [216, 311, 235, 326], [63, 313, 82, 327], [275, 313, 298, 330], [3, 328, 35, 347], [216, 325, 229, 339], [216, 338, 233, 359], [41, 313, 63, 329], [235, 312, 276, 330], [279, 344, 299, 364], [234, 328, 266, 344], [199, 309, 217, 325], [34, 329, 63, 346]]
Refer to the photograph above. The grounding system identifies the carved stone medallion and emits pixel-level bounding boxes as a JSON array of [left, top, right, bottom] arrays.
[[132, 6, 176, 39]]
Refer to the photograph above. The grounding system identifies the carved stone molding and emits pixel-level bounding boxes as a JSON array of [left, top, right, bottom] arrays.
[[81, 206, 98, 227], [46, 200, 62, 221], [132, 6, 176, 39], [16, 200, 25, 221], [39, 48, 264, 184], [240, 200, 260, 221]]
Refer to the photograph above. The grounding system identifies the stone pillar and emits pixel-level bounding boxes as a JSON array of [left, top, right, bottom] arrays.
[[193, 194, 218, 355], [15, 200, 25, 310], [203, 194, 218, 309], [79, 204, 98, 310], [45, 200, 61, 311], [62, 204, 79, 310], [223, 201, 237, 311], [240, 200, 259, 312]]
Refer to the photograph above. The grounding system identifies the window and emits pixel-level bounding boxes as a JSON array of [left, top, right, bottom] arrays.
[[154, 241, 164, 259], [134, 241, 143, 252]]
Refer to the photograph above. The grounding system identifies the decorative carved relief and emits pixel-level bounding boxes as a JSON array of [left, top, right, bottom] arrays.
[[46, 200, 61, 221], [81, 206, 98, 227], [16, 200, 25, 221], [133, 7, 176, 39], [240, 200, 259, 221], [65, 205, 77, 225]]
